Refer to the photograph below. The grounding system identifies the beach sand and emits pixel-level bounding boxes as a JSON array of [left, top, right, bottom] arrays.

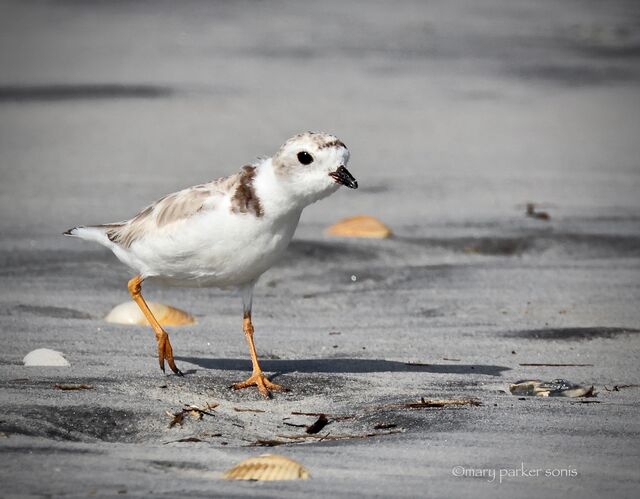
[[1, 1, 639, 497]]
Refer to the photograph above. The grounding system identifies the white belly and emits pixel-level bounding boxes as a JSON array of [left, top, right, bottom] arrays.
[[121, 208, 302, 288]]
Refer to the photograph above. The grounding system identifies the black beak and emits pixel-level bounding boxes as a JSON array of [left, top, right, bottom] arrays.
[[329, 165, 358, 189]]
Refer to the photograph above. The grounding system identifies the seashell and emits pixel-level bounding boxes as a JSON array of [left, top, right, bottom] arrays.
[[326, 215, 392, 239], [223, 454, 310, 481], [105, 301, 195, 327], [23, 348, 70, 367], [509, 379, 595, 398]]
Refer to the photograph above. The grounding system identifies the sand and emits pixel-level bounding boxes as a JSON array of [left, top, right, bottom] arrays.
[[1, 0, 639, 497]]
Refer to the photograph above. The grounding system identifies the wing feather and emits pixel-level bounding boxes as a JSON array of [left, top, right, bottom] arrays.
[[100, 176, 238, 248]]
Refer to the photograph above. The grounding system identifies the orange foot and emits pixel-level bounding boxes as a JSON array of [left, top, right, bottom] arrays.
[[232, 371, 287, 398], [157, 332, 182, 376]]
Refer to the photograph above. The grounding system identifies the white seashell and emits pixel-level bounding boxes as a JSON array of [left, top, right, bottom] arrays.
[[23, 348, 70, 367], [105, 301, 195, 327], [223, 454, 310, 481]]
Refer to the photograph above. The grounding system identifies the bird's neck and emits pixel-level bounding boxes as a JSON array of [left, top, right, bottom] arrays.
[[254, 159, 306, 219]]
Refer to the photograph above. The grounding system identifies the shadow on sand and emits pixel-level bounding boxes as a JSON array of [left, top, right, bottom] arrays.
[[0, 84, 173, 102], [177, 357, 510, 377]]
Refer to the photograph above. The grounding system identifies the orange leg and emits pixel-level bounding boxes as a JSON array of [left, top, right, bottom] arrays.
[[232, 311, 286, 398], [127, 275, 182, 375]]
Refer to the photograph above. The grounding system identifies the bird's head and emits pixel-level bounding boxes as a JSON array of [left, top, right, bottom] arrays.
[[270, 132, 357, 206]]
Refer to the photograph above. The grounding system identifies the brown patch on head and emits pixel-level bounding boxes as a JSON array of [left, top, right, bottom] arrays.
[[280, 132, 347, 151], [272, 132, 348, 177], [317, 138, 346, 150], [231, 165, 263, 217]]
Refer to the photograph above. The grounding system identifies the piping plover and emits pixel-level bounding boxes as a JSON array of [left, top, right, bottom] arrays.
[[64, 132, 358, 397]]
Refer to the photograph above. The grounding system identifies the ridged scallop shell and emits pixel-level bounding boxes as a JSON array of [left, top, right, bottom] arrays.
[[326, 215, 392, 239], [105, 301, 196, 327], [223, 454, 310, 481]]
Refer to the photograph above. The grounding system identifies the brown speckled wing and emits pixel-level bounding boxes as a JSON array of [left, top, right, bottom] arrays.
[[95, 165, 265, 248]]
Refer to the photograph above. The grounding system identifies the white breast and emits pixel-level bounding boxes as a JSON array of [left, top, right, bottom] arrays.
[[121, 175, 302, 288]]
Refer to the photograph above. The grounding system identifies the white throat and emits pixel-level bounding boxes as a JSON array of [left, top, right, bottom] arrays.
[[253, 158, 338, 218]]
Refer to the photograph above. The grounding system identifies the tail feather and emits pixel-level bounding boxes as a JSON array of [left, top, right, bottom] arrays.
[[63, 225, 114, 246]]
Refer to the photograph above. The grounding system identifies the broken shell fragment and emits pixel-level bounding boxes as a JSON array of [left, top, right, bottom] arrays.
[[105, 301, 195, 327], [509, 379, 595, 398], [223, 454, 310, 481], [326, 215, 392, 239]]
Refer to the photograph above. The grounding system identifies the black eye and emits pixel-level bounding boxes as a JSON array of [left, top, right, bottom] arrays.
[[297, 151, 314, 165]]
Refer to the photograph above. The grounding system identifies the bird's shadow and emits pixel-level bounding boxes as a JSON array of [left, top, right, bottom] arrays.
[[176, 357, 510, 377]]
